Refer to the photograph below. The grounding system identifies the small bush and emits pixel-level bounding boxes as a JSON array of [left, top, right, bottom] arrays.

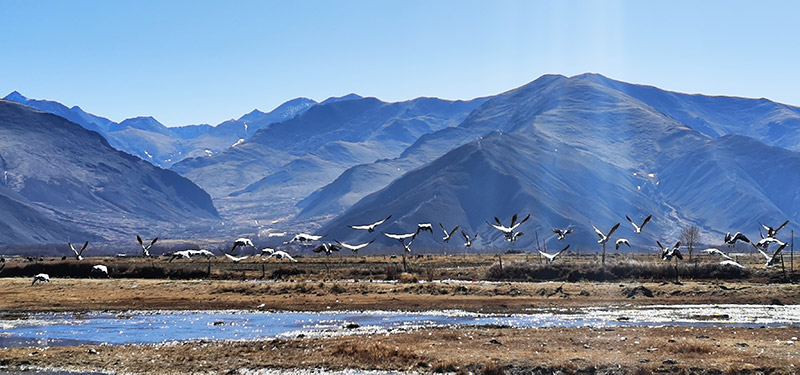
[[398, 272, 419, 283]]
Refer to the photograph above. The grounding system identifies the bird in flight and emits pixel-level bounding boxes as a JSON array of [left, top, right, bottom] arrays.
[[335, 240, 374, 253], [723, 232, 750, 246], [439, 223, 460, 243], [625, 215, 652, 234], [592, 223, 620, 245], [231, 238, 255, 253], [136, 236, 158, 257], [312, 242, 341, 256], [615, 238, 630, 251], [552, 227, 573, 241], [759, 220, 789, 238], [538, 245, 570, 263], [461, 230, 477, 248], [69, 241, 89, 261], [702, 248, 732, 260], [348, 215, 391, 233]]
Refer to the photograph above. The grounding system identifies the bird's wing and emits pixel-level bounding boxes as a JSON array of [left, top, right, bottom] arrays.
[[552, 228, 561, 235], [777, 220, 790, 232], [348, 224, 371, 230], [753, 244, 771, 261], [656, 241, 664, 250], [672, 241, 681, 251], [592, 225, 604, 238], [510, 214, 518, 227], [439, 223, 447, 235], [760, 222, 771, 233], [606, 222, 621, 238], [137, 235, 143, 247], [519, 214, 530, 224], [554, 244, 570, 257], [641, 215, 652, 229], [312, 245, 325, 253], [488, 222, 511, 233], [625, 215, 638, 230], [374, 215, 392, 226], [285, 253, 298, 262], [69, 243, 79, 256], [734, 232, 750, 243], [461, 230, 469, 241], [720, 260, 745, 269], [448, 226, 460, 238], [494, 217, 503, 226], [773, 242, 788, 258], [224, 253, 237, 261], [537, 250, 552, 259], [383, 232, 415, 240]]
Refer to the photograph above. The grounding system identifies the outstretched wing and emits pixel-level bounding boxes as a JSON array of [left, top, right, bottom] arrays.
[[69, 243, 79, 256], [374, 215, 392, 227], [137, 235, 144, 247], [348, 224, 372, 231], [148, 237, 158, 249], [640, 215, 652, 229], [592, 225, 604, 238], [776, 220, 790, 233], [383, 232, 415, 240], [606, 223, 621, 238], [448, 226, 460, 238]]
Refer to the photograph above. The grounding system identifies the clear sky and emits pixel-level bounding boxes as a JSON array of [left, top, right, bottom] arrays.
[[1, 0, 798, 127]]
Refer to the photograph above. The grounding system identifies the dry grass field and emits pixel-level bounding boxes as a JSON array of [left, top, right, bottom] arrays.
[[1, 252, 799, 374]]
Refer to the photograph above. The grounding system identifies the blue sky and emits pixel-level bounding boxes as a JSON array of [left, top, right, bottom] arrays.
[[1, 0, 798, 127]]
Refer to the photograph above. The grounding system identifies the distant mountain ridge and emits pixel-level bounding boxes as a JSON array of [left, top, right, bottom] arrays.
[[0, 99, 218, 245], [2, 92, 318, 167]]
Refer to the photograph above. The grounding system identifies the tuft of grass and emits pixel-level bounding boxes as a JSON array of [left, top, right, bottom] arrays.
[[398, 272, 419, 283], [331, 342, 419, 367]]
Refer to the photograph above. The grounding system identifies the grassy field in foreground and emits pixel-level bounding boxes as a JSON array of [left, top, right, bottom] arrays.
[[0, 252, 797, 283]]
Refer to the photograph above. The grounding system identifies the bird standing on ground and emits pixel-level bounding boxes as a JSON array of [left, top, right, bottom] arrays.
[[69, 242, 89, 261], [625, 215, 652, 234], [439, 223, 459, 243], [32, 273, 50, 285], [91, 265, 109, 278], [538, 245, 570, 263], [137, 236, 158, 257], [348, 215, 391, 233]]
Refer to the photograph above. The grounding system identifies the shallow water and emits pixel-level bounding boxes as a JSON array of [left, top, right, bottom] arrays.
[[1, 304, 797, 348]]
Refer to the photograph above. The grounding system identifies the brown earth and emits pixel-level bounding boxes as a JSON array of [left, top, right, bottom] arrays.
[[0, 278, 798, 313], [2, 325, 799, 374]]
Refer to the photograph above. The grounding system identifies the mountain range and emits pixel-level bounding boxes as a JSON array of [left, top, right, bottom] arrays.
[[5, 73, 800, 250], [3, 91, 316, 168], [0, 100, 218, 245]]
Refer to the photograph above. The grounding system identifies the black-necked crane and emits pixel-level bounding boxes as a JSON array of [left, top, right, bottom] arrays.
[[348, 215, 391, 233], [625, 215, 652, 234]]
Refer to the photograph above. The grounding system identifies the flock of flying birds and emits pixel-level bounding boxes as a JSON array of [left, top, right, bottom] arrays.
[[17, 212, 793, 285]]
